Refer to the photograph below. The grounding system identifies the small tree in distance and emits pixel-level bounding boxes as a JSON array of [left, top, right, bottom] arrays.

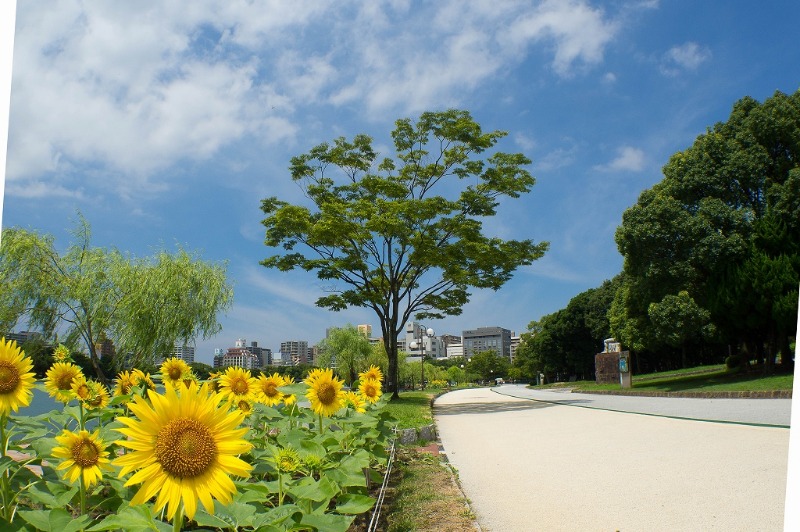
[[261, 110, 548, 398]]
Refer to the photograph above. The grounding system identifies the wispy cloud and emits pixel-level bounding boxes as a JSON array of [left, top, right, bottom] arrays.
[[594, 145, 646, 172], [660, 42, 711, 75]]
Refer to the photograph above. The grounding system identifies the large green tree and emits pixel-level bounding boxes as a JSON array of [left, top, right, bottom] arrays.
[[260, 110, 548, 398], [0, 217, 233, 380], [613, 90, 800, 370]]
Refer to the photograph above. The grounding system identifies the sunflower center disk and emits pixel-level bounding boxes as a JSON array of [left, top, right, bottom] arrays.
[[264, 383, 277, 397], [57, 372, 75, 390], [317, 383, 337, 405], [155, 418, 218, 478], [0, 363, 20, 393], [168, 368, 182, 380], [73, 440, 100, 468], [232, 379, 249, 395]]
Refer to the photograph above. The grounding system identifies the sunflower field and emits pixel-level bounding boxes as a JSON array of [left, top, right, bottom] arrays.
[[0, 337, 396, 531]]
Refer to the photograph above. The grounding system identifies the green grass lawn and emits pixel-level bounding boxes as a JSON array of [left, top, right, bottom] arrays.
[[384, 390, 435, 429], [544, 365, 794, 394]]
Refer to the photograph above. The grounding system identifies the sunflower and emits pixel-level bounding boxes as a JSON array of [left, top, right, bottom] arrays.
[[358, 378, 382, 404], [207, 372, 221, 393], [359, 365, 383, 383], [71, 375, 92, 402], [281, 376, 298, 406], [114, 370, 137, 397], [217, 367, 257, 405], [131, 368, 156, 390], [45, 362, 83, 403], [114, 382, 253, 521], [160, 357, 190, 388], [84, 381, 111, 410], [0, 338, 36, 415], [235, 398, 254, 416], [304, 368, 344, 417], [256, 373, 284, 407], [53, 344, 72, 363], [274, 447, 301, 474], [343, 390, 366, 413], [52, 429, 112, 487]]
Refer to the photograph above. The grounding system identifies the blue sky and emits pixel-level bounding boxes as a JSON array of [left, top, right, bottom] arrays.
[[1, 1, 799, 364]]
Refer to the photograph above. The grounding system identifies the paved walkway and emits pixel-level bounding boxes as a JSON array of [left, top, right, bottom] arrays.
[[495, 384, 792, 427], [434, 387, 790, 531]]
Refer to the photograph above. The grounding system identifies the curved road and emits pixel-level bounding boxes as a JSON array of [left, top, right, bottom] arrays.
[[434, 385, 790, 531]]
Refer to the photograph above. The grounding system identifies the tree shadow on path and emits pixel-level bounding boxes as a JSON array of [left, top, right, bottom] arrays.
[[434, 399, 558, 416]]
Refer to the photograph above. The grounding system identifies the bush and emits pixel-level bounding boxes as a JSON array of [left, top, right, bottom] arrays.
[[725, 355, 741, 369]]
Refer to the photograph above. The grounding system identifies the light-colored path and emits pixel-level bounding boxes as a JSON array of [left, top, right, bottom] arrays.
[[434, 387, 790, 532], [495, 384, 792, 427]]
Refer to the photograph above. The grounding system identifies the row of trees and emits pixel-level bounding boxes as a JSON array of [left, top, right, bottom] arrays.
[[317, 325, 511, 388], [516, 90, 799, 380]]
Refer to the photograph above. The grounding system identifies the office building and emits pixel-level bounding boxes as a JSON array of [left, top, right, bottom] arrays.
[[171, 344, 195, 364], [280, 340, 309, 365], [462, 326, 512, 359]]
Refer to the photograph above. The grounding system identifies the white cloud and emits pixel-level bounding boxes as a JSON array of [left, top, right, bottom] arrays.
[[502, 0, 619, 76], [6, 0, 624, 198], [661, 42, 711, 75], [594, 145, 646, 172]]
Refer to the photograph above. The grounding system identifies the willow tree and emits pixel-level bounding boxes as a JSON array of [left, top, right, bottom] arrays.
[[261, 110, 548, 398], [0, 217, 233, 380]]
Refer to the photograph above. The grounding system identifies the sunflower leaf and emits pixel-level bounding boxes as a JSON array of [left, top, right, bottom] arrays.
[[335, 494, 376, 514], [85, 505, 172, 532], [191, 510, 233, 529], [18, 508, 91, 532], [210, 500, 258, 528], [250, 503, 302, 528], [298, 512, 354, 532]]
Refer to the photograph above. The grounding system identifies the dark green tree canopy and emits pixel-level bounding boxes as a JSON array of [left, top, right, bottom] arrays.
[[612, 90, 800, 369], [261, 110, 548, 397]]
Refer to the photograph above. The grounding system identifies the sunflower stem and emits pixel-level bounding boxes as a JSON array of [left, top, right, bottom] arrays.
[[173, 503, 184, 532], [79, 473, 86, 516], [318, 413, 323, 435], [0, 414, 10, 522]]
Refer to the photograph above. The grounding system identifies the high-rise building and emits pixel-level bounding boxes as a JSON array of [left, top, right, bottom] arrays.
[[357, 324, 372, 338], [510, 334, 521, 363], [280, 340, 309, 365], [462, 326, 512, 359], [248, 341, 271, 367], [171, 344, 195, 364], [213, 348, 225, 369]]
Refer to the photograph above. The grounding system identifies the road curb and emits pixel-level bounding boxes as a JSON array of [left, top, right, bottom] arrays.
[[572, 389, 792, 399]]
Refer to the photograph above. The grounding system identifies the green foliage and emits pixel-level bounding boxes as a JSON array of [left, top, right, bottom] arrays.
[[467, 350, 510, 382], [260, 110, 548, 397], [0, 216, 233, 380], [515, 276, 620, 381], [316, 325, 374, 385], [612, 90, 800, 370]]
